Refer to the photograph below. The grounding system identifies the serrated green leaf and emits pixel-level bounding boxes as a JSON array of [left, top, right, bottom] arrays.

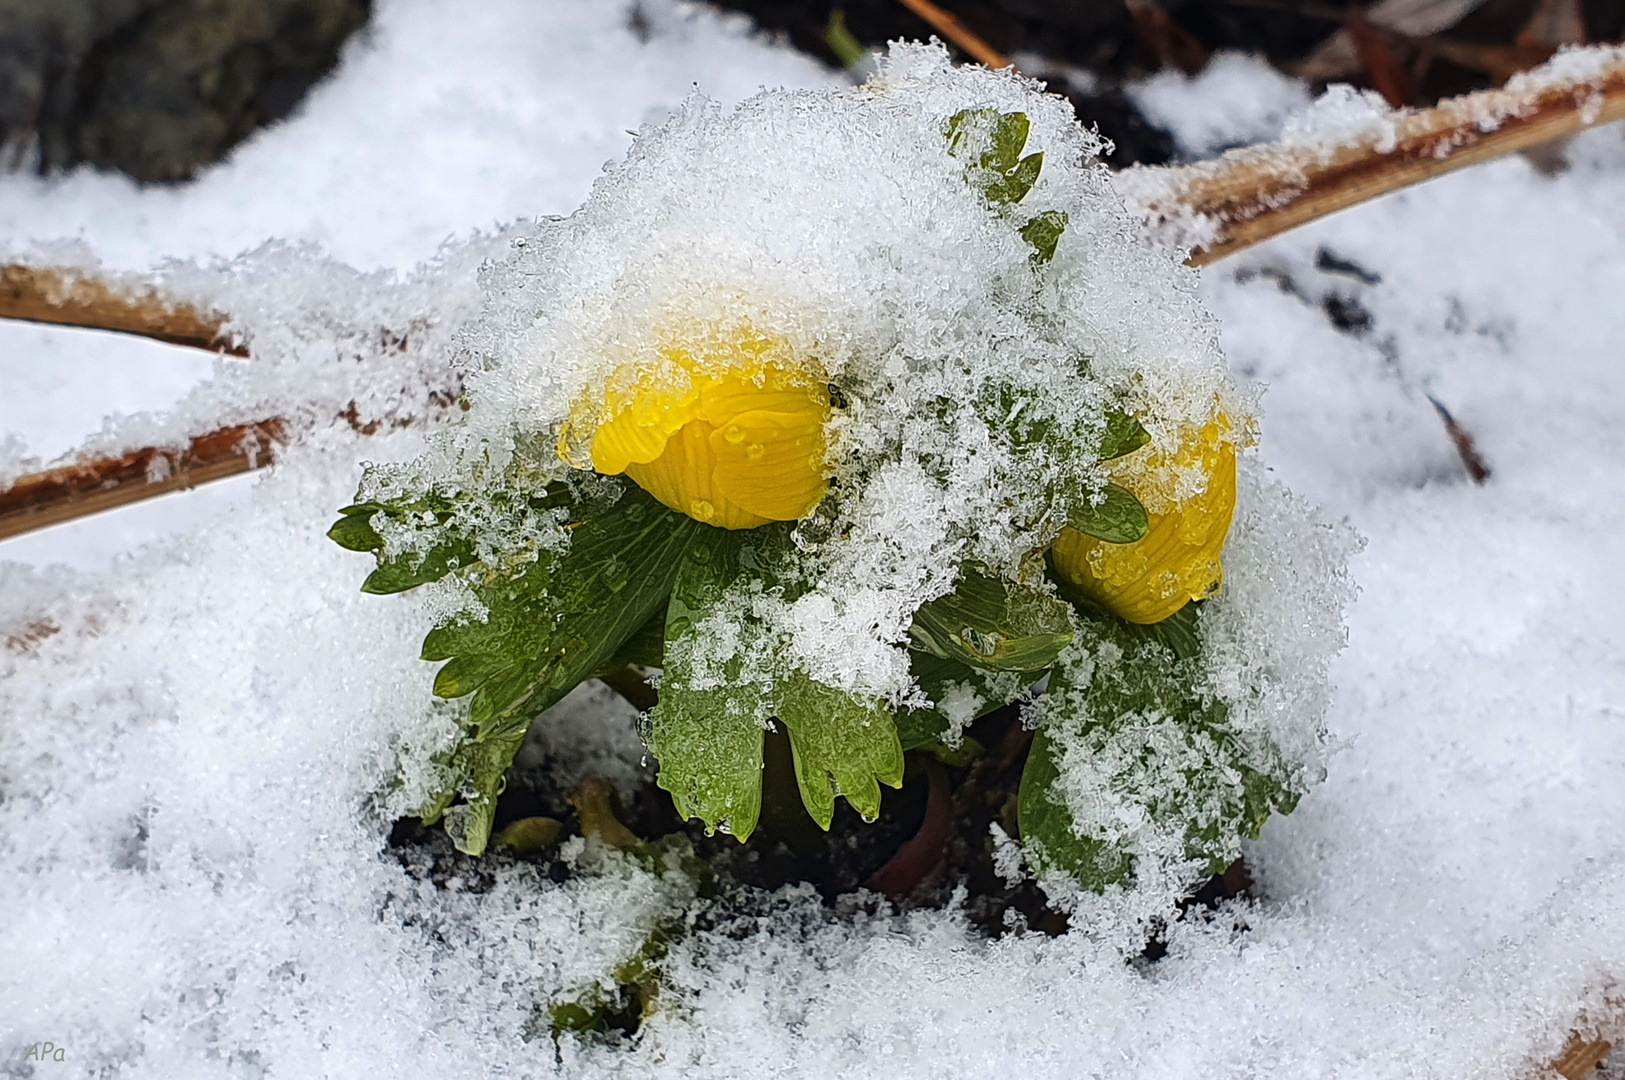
[[1017, 726, 1120, 887], [1098, 409, 1151, 461], [647, 530, 767, 841], [419, 483, 700, 854], [650, 680, 765, 840], [909, 564, 1073, 672], [330, 493, 478, 593], [946, 109, 1043, 206], [1017, 611, 1299, 891], [777, 671, 904, 829], [1019, 210, 1067, 263], [427, 484, 697, 736], [362, 535, 479, 595], [1067, 483, 1149, 544]]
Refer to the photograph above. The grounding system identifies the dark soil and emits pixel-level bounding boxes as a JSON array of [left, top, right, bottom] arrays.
[[392, 694, 1248, 954]]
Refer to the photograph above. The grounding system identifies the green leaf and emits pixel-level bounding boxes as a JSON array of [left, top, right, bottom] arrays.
[[329, 494, 480, 595], [988, 111, 1030, 172], [986, 151, 1042, 205], [909, 564, 1073, 672], [597, 607, 667, 673], [363, 536, 480, 595], [1067, 483, 1149, 544], [1098, 409, 1151, 461], [898, 649, 1039, 750], [647, 530, 768, 841], [777, 671, 904, 829], [420, 483, 701, 853], [423, 484, 697, 728], [1117, 600, 1203, 662], [946, 109, 1043, 206], [945, 108, 1002, 163], [429, 726, 529, 857], [650, 680, 765, 840], [1017, 612, 1299, 891], [327, 504, 384, 551], [1019, 210, 1067, 263], [1018, 726, 1120, 887]]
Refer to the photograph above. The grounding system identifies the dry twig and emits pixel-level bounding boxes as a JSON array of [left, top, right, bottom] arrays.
[[891, 0, 1010, 71], [1552, 1034, 1612, 1080], [1427, 395, 1492, 484], [0, 420, 284, 541], [1, 263, 243, 355], [1122, 48, 1625, 265]]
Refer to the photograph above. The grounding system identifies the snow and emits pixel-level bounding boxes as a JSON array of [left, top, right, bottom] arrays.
[[1127, 53, 1311, 160], [3, 2, 1625, 1077]]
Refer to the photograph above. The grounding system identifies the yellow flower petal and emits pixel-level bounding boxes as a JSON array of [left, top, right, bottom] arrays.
[[1052, 418, 1238, 624], [709, 406, 830, 521], [624, 420, 774, 529], [568, 321, 832, 530]]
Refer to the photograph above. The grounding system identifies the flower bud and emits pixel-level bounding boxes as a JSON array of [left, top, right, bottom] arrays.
[[1052, 417, 1238, 625], [562, 323, 831, 530]]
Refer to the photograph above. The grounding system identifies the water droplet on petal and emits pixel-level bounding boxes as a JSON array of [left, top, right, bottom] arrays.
[[746, 443, 765, 460], [723, 424, 747, 443], [690, 500, 715, 522]]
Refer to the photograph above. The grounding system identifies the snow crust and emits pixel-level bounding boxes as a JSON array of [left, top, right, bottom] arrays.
[[3, 1, 1625, 1076]]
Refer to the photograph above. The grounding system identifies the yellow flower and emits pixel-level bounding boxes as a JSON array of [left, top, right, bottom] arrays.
[[1051, 417, 1238, 625], [562, 323, 832, 530]]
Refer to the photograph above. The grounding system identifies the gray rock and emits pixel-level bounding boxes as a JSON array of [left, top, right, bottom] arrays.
[[0, 0, 369, 183]]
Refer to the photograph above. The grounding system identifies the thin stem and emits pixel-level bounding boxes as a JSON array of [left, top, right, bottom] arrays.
[[892, 0, 1012, 70], [1, 263, 244, 355], [1116, 48, 1625, 265], [0, 420, 284, 541]]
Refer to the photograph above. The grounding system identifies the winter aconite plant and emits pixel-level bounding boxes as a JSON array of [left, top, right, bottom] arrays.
[[331, 46, 1347, 911]]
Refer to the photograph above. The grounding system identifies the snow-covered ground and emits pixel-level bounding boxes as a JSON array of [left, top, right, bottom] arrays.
[[3, 1, 1624, 1076]]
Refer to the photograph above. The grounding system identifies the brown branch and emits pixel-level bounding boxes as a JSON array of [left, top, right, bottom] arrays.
[[1117, 48, 1625, 266], [892, 0, 1011, 70], [0, 420, 285, 541], [1552, 1034, 1612, 1080], [1, 263, 245, 355]]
